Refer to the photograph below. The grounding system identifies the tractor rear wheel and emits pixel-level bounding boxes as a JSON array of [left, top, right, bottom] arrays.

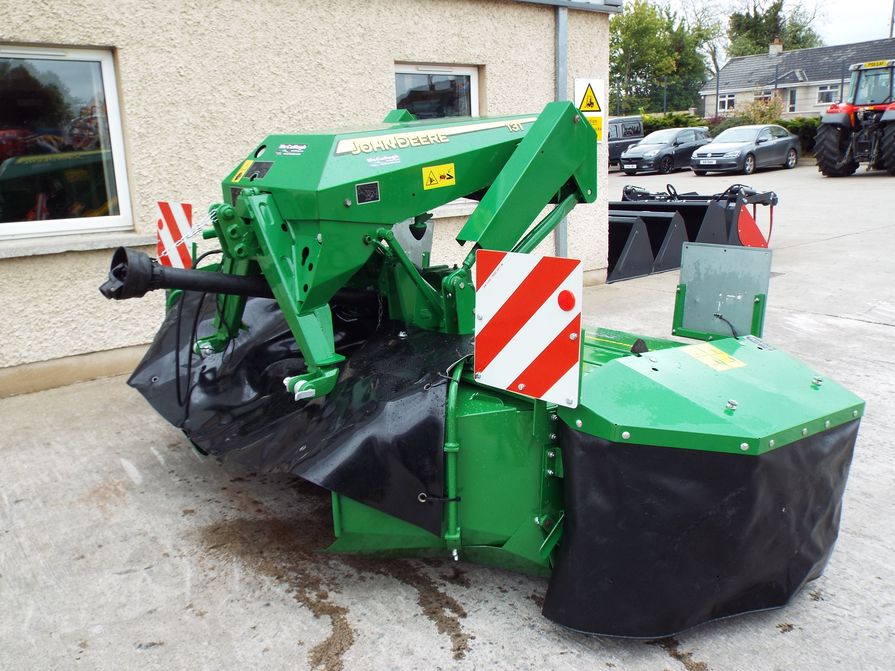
[[881, 123, 895, 176], [815, 124, 859, 177]]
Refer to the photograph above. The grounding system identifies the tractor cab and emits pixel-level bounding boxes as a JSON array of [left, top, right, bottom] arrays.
[[847, 60, 894, 108]]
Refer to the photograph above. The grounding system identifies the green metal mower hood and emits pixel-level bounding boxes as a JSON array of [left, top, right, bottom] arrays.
[[563, 333, 864, 455], [222, 109, 596, 228]]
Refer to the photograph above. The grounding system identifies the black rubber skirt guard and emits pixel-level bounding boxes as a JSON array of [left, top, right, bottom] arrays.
[[129, 293, 471, 535], [542, 420, 858, 637]]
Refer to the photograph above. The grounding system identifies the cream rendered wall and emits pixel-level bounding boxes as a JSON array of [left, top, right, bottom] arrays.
[[0, 0, 610, 370]]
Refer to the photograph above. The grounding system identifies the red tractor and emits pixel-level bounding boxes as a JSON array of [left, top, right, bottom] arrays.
[[815, 59, 895, 177]]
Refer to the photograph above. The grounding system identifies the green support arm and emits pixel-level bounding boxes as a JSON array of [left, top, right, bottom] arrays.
[[456, 101, 597, 251]]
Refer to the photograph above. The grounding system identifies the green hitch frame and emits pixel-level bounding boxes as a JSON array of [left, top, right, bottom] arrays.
[[374, 228, 445, 324], [145, 101, 597, 400]]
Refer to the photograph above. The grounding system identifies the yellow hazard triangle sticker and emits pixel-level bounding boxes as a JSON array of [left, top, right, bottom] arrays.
[[422, 162, 456, 190], [579, 83, 601, 112]]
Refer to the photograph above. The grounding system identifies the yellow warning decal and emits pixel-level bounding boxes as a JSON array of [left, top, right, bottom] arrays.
[[232, 159, 253, 182], [587, 116, 603, 138], [863, 60, 889, 68], [683, 342, 746, 372], [579, 83, 601, 112], [422, 162, 456, 190]]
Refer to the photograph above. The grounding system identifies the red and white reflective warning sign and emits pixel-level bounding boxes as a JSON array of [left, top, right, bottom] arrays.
[[474, 250, 583, 408], [156, 201, 194, 268]]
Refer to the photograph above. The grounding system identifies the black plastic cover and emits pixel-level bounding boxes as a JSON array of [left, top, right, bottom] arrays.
[[543, 420, 859, 637], [129, 292, 471, 535]]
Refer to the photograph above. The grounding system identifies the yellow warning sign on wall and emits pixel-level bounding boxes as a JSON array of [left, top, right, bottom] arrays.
[[579, 83, 601, 112], [422, 162, 456, 190], [574, 78, 606, 143]]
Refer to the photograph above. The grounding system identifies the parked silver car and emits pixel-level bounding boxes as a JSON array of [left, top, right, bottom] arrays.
[[690, 124, 800, 175]]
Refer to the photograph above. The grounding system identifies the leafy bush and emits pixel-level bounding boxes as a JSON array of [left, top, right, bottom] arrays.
[[739, 97, 785, 124], [707, 115, 748, 137], [641, 111, 706, 135], [778, 116, 820, 154]]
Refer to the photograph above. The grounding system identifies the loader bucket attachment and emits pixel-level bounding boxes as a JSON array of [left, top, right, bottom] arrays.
[[606, 215, 654, 283], [607, 184, 776, 282], [606, 210, 687, 282]]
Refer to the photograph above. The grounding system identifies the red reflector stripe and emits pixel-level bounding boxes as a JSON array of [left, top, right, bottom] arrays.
[[509, 313, 581, 397], [475, 256, 577, 373], [475, 249, 507, 290], [157, 201, 193, 268]]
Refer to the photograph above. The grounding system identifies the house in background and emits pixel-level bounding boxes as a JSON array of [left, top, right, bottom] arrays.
[[701, 37, 895, 118]]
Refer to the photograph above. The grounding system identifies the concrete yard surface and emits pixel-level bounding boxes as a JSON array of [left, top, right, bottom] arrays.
[[1, 165, 893, 670]]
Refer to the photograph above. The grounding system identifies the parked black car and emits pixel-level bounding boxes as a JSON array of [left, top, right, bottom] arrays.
[[690, 124, 800, 175], [619, 127, 711, 175], [608, 115, 644, 167]]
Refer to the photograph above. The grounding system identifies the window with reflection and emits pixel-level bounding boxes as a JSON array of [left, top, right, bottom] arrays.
[[0, 46, 130, 238], [395, 65, 478, 119], [849, 67, 892, 106], [817, 84, 839, 105]]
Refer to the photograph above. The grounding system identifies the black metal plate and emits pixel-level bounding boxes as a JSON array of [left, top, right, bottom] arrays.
[[356, 181, 380, 204]]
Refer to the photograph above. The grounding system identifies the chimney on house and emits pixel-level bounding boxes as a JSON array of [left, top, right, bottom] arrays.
[[769, 37, 783, 56]]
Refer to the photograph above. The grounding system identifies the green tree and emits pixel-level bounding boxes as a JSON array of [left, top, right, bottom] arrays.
[[727, 0, 822, 57], [610, 0, 712, 115], [0, 62, 70, 128], [674, 0, 728, 103]]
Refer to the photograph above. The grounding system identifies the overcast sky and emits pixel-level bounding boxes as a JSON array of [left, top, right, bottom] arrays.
[[658, 0, 894, 47]]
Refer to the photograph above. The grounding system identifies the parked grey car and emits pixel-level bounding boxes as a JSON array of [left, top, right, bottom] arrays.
[[690, 124, 800, 175], [620, 127, 711, 174]]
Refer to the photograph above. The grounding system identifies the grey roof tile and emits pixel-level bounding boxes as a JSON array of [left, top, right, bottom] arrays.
[[701, 38, 895, 93]]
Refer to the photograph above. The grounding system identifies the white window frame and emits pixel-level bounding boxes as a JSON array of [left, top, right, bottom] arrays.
[[0, 45, 132, 240], [817, 84, 840, 106], [394, 64, 480, 219], [394, 63, 480, 118], [788, 89, 797, 113], [718, 93, 736, 112]]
